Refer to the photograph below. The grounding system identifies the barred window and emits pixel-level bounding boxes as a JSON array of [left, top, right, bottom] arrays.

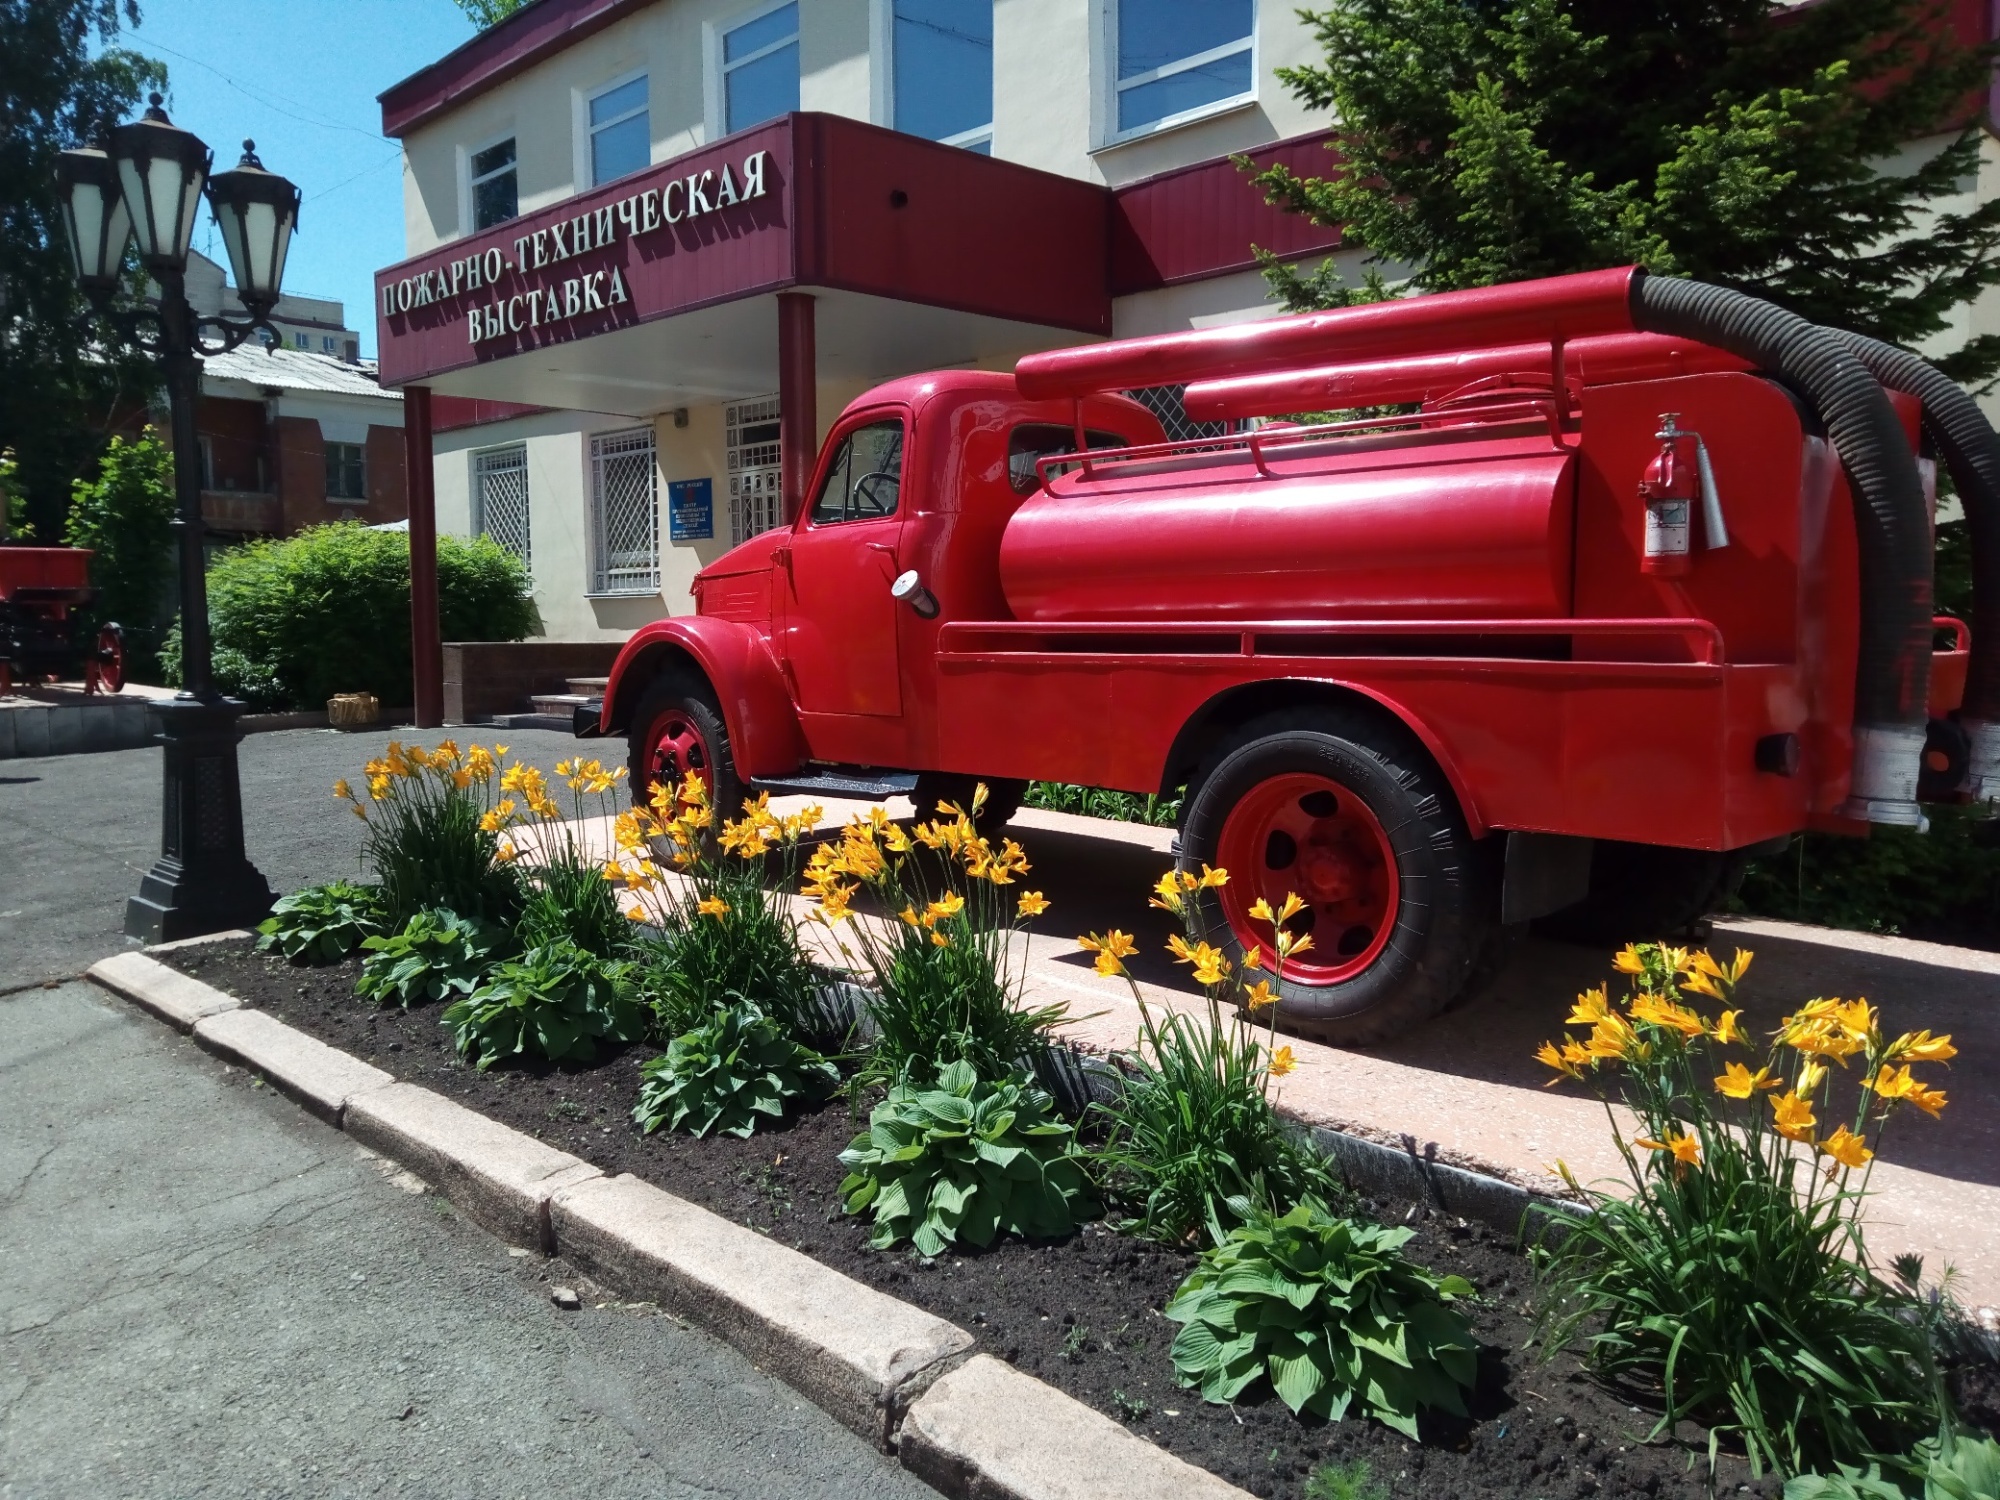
[[590, 427, 658, 593], [473, 444, 531, 575], [725, 395, 783, 546]]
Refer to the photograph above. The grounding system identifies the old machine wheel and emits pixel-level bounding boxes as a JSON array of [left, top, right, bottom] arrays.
[[1179, 706, 1499, 1046]]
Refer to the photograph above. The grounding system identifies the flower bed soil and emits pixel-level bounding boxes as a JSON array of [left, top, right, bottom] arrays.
[[163, 939, 1983, 1500]]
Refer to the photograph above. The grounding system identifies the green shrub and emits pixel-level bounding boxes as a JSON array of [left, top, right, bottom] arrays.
[[1735, 807, 2000, 950], [1025, 781, 1183, 827], [344, 740, 522, 929], [839, 1059, 1097, 1255], [441, 939, 642, 1070], [632, 1001, 839, 1139], [802, 790, 1064, 1085], [255, 880, 384, 964], [1533, 944, 1949, 1477], [1165, 1196, 1478, 1438], [162, 521, 538, 709], [1085, 874, 1337, 1243], [358, 907, 504, 1008], [63, 427, 175, 676]]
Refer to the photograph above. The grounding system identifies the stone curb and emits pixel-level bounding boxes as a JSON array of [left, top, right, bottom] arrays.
[[86, 952, 244, 1031], [901, 1354, 1249, 1500], [345, 1081, 601, 1253], [190, 1008, 395, 1125], [1305, 1123, 1583, 1246], [548, 1172, 976, 1448], [92, 953, 1253, 1498]]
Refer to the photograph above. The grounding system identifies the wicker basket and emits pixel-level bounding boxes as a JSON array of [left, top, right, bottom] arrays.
[[327, 692, 380, 729]]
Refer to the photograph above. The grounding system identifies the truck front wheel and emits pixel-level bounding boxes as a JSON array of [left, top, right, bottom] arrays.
[[1180, 709, 1498, 1046], [626, 674, 746, 822]]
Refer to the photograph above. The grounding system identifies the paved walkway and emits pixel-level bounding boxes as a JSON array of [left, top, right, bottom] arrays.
[[0, 979, 935, 1499]]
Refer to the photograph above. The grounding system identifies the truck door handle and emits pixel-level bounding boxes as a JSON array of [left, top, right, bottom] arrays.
[[865, 542, 898, 559]]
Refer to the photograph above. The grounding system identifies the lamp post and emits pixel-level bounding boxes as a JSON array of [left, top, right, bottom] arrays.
[[56, 94, 298, 940]]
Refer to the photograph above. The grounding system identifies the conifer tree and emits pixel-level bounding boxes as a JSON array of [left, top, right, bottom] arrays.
[[1253, 0, 2000, 383]]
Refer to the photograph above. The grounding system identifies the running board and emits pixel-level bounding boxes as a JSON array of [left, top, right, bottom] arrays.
[[750, 768, 919, 800]]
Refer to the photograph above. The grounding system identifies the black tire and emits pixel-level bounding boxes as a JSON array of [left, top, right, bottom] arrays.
[[911, 772, 1027, 834], [1180, 707, 1499, 1047], [1532, 840, 1755, 946], [625, 671, 746, 824]]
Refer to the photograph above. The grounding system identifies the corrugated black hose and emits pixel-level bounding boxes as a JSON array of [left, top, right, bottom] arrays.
[[1630, 274, 1934, 823], [1828, 328, 2000, 802]]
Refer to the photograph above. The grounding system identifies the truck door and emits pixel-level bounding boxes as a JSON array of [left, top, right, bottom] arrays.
[[778, 414, 906, 717]]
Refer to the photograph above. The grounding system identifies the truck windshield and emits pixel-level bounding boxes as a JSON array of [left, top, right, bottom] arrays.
[[1007, 424, 1131, 494], [811, 420, 904, 523]]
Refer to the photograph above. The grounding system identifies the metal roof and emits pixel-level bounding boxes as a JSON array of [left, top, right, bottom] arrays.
[[201, 344, 400, 402]]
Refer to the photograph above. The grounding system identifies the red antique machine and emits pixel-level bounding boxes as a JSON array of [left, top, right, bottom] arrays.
[[587, 267, 1993, 1043], [0, 545, 126, 695]]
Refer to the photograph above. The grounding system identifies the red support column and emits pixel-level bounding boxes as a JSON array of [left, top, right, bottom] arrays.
[[404, 384, 443, 728], [777, 291, 816, 523]]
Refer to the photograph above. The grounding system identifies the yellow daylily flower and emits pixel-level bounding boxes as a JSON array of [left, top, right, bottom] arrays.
[[1016, 891, 1050, 919], [332, 778, 354, 802], [1630, 992, 1707, 1040], [1635, 1130, 1701, 1168], [1797, 1059, 1827, 1094], [1613, 945, 1646, 975], [1244, 979, 1277, 1012], [1243, 944, 1264, 971], [1714, 1060, 1777, 1098], [1887, 1030, 1957, 1064], [1078, 930, 1138, 978], [1267, 1044, 1296, 1078], [1770, 1091, 1816, 1143], [1819, 1125, 1874, 1170], [1568, 984, 1610, 1026], [1711, 1010, 1749, 1046], [1536, 1039, 1583, 1084]]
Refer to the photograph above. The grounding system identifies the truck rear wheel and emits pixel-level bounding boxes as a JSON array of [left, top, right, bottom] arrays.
[[1180, 708, 1498, 1046], [626, 673, 746, 823]]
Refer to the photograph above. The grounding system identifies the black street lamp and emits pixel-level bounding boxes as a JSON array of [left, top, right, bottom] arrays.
[[56, 94, 299, 941]]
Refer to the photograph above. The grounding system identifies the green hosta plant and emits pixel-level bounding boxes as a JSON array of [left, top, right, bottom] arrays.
[[256, 880, 384, 964], [1787, 1429, 2000, 1500], [357, 907, 504, 1007], [839, 1059, 1098, 1255], [441, 939, 643, 1070], [1165, 1196, 1479, 1439], [632, 1000, 840, 1139]]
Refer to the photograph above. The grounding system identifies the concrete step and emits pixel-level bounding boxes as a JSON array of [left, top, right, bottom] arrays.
[[491, 712, 579, 733], [528, 692, 592, 715], [566, 676, 608, 695]]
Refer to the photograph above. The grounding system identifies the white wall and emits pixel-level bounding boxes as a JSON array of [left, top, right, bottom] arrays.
[[400, 0, 1325, 251]]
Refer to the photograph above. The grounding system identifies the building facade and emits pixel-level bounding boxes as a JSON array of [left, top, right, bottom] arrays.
[[373, 0, 2000, 647], [375, 0, 1367, 641]]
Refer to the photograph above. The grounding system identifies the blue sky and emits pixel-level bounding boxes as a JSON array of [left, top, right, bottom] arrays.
[[111, 0, 481, 357]]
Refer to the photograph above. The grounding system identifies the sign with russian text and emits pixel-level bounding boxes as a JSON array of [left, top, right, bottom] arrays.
[[668, 477, 713, 542]]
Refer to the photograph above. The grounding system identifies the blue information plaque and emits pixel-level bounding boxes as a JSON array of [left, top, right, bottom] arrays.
[[668, 477, 713, 542]]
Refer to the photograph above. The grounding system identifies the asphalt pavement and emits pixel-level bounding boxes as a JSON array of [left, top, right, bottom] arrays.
[[0, 725, 590, 992], [0, 979, 936, 1500]]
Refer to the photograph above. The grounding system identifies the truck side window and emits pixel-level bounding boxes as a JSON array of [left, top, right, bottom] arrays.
[[1007, 424, 1130, 494], [810, 420, 904, 524]]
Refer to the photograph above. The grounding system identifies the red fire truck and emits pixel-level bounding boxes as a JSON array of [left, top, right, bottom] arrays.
[[588, 267, 1993, 1042]]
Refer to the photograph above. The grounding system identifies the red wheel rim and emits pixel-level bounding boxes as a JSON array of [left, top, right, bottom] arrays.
[[642, 708, 713, 801], [1216, 772, 1400, 984], [94, 628, 125, 694]]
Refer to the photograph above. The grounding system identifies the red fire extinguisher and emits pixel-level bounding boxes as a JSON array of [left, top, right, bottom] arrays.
[[1638, 414, 1698, 576]]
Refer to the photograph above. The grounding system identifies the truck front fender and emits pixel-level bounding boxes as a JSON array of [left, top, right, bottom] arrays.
[[600, 618, 806, 779]]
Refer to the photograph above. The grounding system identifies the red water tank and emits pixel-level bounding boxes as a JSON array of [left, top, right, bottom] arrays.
[[997, 433, 1577, 623]]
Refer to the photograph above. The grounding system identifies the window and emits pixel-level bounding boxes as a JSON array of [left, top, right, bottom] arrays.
[[590, 427, 658, 593], [810, 421, 903, 524], [722, 2, 799, 134], [293, 331, 310, 349], [1111, 0, 1253, 137], [470, 137, 517, 230], [473, 444, 531, 573], [325, 441, 366, 501], [725, 395, 783, 545], [322, 335, 336, 353], [588, 75, 649, 186], [1006, 424, 1131, 494], [892, 0, 992, 151]]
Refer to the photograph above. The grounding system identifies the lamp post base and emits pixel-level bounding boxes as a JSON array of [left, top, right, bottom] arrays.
[[124, 696, 275, 943]]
